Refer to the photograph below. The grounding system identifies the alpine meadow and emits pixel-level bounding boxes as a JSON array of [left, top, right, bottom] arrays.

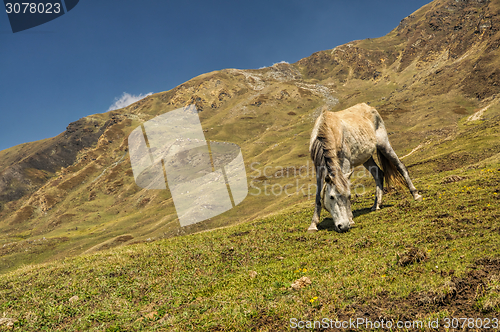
[[1, 0, 500, 330]]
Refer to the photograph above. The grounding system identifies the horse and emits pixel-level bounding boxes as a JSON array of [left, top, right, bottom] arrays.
[[308, 103, 422, 233]]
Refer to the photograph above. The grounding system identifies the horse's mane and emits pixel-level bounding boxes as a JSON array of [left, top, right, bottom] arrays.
[[309, 110, 349, 194]]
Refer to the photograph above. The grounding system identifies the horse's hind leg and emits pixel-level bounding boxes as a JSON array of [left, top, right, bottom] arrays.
[[377, 138, 422, 201], [363, 157, 384, 211]]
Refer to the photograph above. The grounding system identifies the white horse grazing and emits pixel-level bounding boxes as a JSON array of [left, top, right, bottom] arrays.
[[308, 103, 422, 233]]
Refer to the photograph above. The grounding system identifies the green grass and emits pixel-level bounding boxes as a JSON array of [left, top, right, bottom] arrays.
[[1, 164, 499, 331], [2, 2, 500, 328]]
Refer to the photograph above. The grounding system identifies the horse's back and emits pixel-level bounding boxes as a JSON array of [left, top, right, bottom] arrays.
[[310, 103, 385, 153], [323, 103, 382, 132], [325, 103, 383, 166], [335, 103, 381, 124]]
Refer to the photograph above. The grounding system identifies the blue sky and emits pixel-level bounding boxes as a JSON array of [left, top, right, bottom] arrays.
[[0, 0, 432, 152]]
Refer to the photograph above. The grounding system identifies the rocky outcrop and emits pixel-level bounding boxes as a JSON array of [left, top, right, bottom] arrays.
[[0, 117, 112, 203], [296, 0, 500, 100]]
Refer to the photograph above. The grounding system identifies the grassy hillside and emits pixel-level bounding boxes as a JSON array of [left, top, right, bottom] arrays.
[[0, 70, 327, 274], [1, 103, 500, 329], [1, 0, 500, 328], [0, 156, 499, 330]]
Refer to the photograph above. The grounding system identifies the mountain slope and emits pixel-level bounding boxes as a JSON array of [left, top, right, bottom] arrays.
[[0, 162, 499, 330], [1, 0, 500, 274]]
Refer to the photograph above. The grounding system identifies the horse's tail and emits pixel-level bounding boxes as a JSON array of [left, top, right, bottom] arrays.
[[377, 149, 406, 189]]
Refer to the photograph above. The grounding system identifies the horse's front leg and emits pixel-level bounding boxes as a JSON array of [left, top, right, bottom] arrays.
[[347, 198, 355, 226], [342, 161, 355, 226], [308, 198, 321, 232], [308, 168, 324, 232]]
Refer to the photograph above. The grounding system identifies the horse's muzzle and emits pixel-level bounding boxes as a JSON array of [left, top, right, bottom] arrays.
[[337, 224, 351, 233]]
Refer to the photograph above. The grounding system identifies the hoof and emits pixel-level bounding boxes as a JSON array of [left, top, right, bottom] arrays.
[[415, 194, 423, 202], [307, 227, 318, 233], [370, 206, 380, 212]]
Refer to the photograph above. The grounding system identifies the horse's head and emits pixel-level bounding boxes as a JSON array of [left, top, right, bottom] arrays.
[[321, 172, 353, 233]]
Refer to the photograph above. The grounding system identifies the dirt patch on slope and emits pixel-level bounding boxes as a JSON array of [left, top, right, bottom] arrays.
[[337, 258, 500, 324]]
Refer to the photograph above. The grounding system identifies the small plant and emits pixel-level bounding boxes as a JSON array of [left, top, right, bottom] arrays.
[[396, 247, 427, 267], [309, 296, 319, 306]]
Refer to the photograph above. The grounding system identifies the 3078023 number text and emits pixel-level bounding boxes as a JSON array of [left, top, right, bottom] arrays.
[[5, 2, 61, 14]]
